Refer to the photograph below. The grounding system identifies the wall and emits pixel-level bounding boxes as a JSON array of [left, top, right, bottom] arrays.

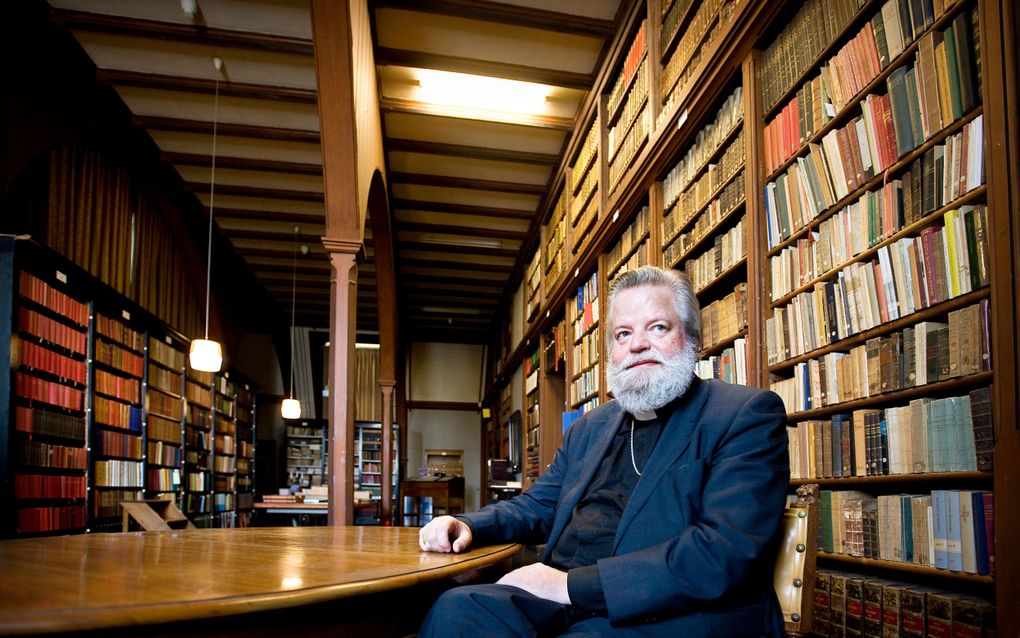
[[408, 342, 484, 511]]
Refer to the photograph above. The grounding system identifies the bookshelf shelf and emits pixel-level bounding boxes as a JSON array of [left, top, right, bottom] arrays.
[[818, 552, 994, 585], [792, 470, 991, 486]]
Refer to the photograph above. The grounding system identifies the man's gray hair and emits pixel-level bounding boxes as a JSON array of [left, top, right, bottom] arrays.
[[606, 266, 702, 350]]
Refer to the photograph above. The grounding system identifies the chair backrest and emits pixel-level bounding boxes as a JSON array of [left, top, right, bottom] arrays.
[[773, 484, 819, 637]]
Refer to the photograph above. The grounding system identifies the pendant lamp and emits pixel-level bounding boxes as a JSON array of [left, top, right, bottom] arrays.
[[281, 225, 302, 420], [190, 56, 225, 373]]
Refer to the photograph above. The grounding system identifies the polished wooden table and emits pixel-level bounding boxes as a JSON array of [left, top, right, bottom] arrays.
[[0, 527, 521, 637]]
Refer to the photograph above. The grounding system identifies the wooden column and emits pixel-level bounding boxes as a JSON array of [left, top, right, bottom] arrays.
[[326, 242, 360, 526], [311, 0, 362, 526], [379, 379, 395, 524]]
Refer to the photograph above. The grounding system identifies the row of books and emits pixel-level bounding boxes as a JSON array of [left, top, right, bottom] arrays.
[[661, 0, 733, 105], [681, 217, 745, 291], [662, 86, 743, 210], [571, 190, 600, 254], [93, 459, 143, 487], [759, 0, 865, 113], [147, 413, 181, 443], [95, 429, 142, 461], [16, 505, 86, 534], [544, 192, 567, 283], [214, 455, 235, 474], [814, 569, 994, 638], [14, 439, 87, 470], [182, 493, 212, 514], [571, 117, 599, 196], [147, 362, 182, 396], [658, 0, 692, 57], [186, 380, 212, 407], [186, 406, 211, 430], [766, 207, 989, 364], [765, 101, 983, 253], [819, 488, 993, 575], [14, 406, 85, 442], [663, 170, 745, 268], [146, 468, 180, 492], [668, 135, 745, 246], [14, 474, 87, 499], [772, 302, 990, 409], [763, 1, 976, 176], [572, 271, 600, 340], [16, 338, 87, 385], [148, 336, 186, 370], [94, 339, 144, 377], [18, 271, 88, 326], [94, 369, 140, 404], [607, 59, 648, 163], [93, 396, 143, 431], [700, 284, 747, 349], [213, 393, 235, 417], [147, 389, 180, 421], [570, 364, 600, 408], [94, 489, 142, 519], [606, 206, 650, 275], [185, 472, 208, 492], [15, 371, 83, 411], [607, 105, 650, 192], [95, 315, 142, 351], [147, 434, 182, 465], [17, 306, 86, 355], [788, 386, 991, 479], [695, 338, 747, 386]]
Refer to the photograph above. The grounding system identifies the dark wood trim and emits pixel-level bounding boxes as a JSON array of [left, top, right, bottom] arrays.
[[388, 171, 546, 195], [211, 208, 324, 224], [164, 152, 322, 176], [395, 241, 519, 259], [374, 47, 592, 90], [404, 400, 480, 412], [379, 97, 574, 130], [134, 116, 320, 142], [385, 138, 557, 165], [398, 274, 504, 289], [183, 182, 323, 202], [395, 221, 526, 241], [50, 9, 314, 55], [95, 69, 317, 103], [391, 199, 534, 220], [371, 0, 616, 38]]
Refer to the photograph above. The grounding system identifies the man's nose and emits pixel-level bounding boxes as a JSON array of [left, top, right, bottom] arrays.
[[629, 330, 650, 351]]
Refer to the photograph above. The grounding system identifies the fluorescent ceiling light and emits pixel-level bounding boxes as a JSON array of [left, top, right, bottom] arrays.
[[416, 234, 503, 249], [416, 69, 550, 115]]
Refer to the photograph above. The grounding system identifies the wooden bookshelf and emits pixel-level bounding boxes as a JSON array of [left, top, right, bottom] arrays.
[[488, 0, 1015, 631]]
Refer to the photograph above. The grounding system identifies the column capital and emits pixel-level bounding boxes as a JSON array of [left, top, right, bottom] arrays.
[[378, 378, 397, 389], [322, 237, 363, 256]]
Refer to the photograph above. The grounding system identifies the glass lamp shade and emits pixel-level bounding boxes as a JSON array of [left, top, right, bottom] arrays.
[[189, 338, 223, 372], [281, 397, 302, 420]]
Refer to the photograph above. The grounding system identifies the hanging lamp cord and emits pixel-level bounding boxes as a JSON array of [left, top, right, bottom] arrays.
[[203, 70, 220, 340]]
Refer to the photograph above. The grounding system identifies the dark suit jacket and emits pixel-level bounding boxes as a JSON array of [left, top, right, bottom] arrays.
[[464, 378, 790, 636]]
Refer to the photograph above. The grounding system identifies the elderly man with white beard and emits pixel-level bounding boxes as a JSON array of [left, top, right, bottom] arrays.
[[416, 266, 790, 638]]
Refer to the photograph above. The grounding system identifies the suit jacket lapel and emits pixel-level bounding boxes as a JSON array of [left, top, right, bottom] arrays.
[[613, 378, 709, 548]]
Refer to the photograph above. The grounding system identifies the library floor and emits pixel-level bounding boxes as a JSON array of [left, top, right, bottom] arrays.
[[0, 527, 520, 637]]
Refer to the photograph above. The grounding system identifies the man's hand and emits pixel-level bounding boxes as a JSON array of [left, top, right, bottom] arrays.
[[418, 515, 473, 553], [496, 563, 571, 605]]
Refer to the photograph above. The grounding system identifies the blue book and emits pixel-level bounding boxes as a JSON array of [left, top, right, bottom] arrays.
[[561, 410, 582, 433], [899, 495, 914, 563], [972, 490, 990, 575], [932, 489, 948, 569], [945, 490, 963, 571]]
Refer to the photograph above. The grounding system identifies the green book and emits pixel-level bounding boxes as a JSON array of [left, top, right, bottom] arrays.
[[942, 24, 964, 119]]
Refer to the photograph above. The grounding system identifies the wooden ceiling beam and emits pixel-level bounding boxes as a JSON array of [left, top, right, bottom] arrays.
[[222, 228, 325, 243], [398, 257, 513, 273], [379, 96, 572, 130], [385, 138, 557, 165], [210, 208, 324, 224], [371, 0, 616, 38], [389, 171, 546, 195], [395, 241, 519, 258], [165, 152, 322, 176], [50, 9, 314, 55], [375, 47, 591, 90], [134, 116, 320, 142], [391, 198, 534, 220], [183, 182, 323, 202], [96, 69, 317, 103], [396, 221, 526, 241]]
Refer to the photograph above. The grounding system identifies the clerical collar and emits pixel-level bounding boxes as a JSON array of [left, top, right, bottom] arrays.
[[632, 409, 656, 422]]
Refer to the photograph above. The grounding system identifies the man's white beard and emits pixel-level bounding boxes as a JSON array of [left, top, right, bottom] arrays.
[[607, 341, 698, 415]]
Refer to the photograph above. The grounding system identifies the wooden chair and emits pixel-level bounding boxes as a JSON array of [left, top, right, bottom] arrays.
[[120, 499, 196, 532], [773, 484, 820, 637]]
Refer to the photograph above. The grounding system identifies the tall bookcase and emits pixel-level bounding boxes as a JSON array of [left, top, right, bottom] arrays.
[[286, 419, 326, 489], [1, 238, 257, 536], [487, 0, 1016, 632]]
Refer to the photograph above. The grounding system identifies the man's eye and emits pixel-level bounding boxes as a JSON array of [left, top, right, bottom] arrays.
[[651, 324, 668, 333], [615, 331, 630, 341]]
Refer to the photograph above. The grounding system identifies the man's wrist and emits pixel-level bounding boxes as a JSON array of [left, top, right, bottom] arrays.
[[566, 564, 607, 615]]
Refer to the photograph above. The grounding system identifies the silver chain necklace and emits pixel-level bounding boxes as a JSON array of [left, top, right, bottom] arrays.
[[629, 417, 641, 477]]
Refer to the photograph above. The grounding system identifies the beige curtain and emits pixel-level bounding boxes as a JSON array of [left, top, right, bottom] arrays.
[[355, 347, 381, 422]]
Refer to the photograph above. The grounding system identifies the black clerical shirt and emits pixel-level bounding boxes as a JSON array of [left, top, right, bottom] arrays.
[[554, 400, 679, 615]]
